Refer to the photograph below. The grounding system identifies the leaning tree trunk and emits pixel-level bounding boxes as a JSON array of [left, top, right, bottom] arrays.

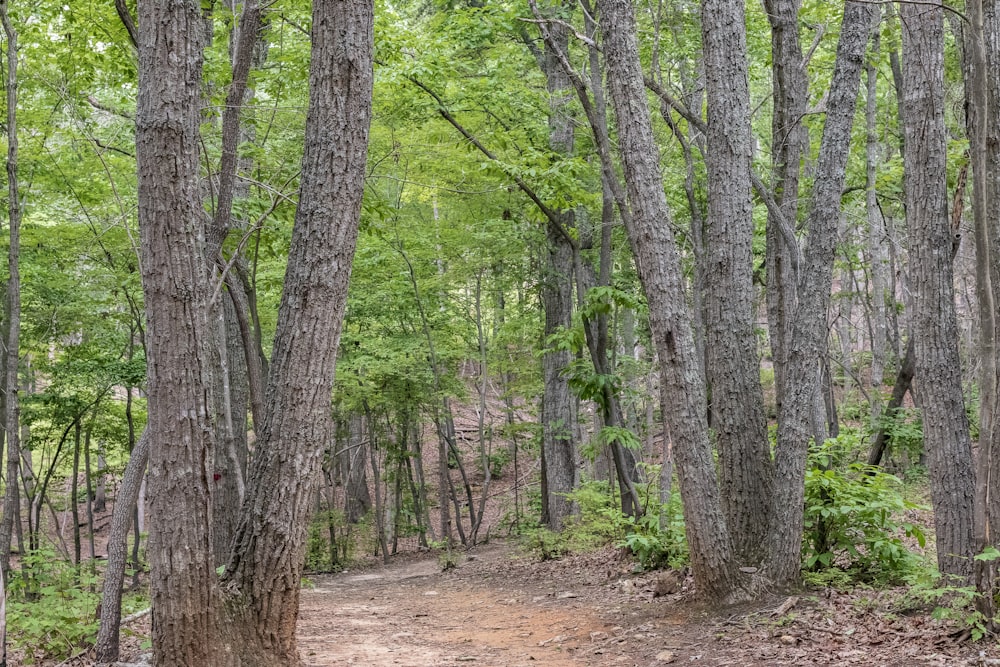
[[765, 1, 876, 589], [701, 0, 771, 565], [901, 0, 976, 581], [598, 0, 747, 603], [95, 430, 150, 664], [219, 0, 373, 661]]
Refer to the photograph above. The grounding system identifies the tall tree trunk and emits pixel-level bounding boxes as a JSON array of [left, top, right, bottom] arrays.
[[762, 0, 807, 425], [0, 0, 22, 583], [598, 0, 747, 603], [968, 0, 1000, 621], [766, 1, 876, 588], [220, 1, 373, 662], [539, 15, 579, 530], [900, 0, 976, 580], [866, 15, 891, 428], [701, 0, 771, 564], [137, 0, 223, 660]]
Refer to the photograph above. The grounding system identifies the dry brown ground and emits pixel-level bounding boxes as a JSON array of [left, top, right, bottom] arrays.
[[296, 541, 999, 667]]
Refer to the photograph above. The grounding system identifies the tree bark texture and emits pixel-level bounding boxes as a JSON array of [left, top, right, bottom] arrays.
[[136, 0, 224, 661], [539, 16, 579, 530], [0, 0, 22, 581], [598, 0, 746, 603], [95, 430, 150, 664], [762, 0, 807, 419], [968, 0, 1000, 620], [221, 0, 373, 661], [766, 1, 876, 588], [701, 0, 771, 564], [901, 0, 976, 580], [137, 0, 373, 661]]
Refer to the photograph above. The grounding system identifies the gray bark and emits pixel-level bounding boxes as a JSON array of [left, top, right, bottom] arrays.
[[136, 0, 223, 660], [968, 0, 1000, 621], [701, 0, 771, 563], [866, 16, 891, 426], [598, 0, 747, 602], [762, 0, 808, 420], [900, 0, 975, 580], [95, 430, 150, 664], [0, 0, 22, 583], [539, 17, 579, 530], [221, 0, 373, 661], [766, 1, 876, 588], [137, 0, 373, 661]]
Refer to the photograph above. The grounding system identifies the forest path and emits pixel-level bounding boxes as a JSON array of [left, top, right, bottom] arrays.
[[296, 542, 691, 666], [294, 542, 986, 667]]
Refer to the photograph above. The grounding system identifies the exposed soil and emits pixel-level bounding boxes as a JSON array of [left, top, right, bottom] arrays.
[[297, 541, 998, 667]]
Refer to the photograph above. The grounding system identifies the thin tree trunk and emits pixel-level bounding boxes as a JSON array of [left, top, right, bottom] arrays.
[[72, 422, 82, 568], [867, 337, 916, 467], [866, 14, 891, 428], [0, 0, 22, 583], [95, 430, 150, 664], [762, 0, 808, 429]]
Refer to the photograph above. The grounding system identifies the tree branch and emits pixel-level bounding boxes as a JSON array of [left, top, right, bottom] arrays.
[[398, 70, 578, 250]]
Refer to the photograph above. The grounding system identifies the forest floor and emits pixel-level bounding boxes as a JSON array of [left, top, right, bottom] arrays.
[[296, 541, 999, 667]]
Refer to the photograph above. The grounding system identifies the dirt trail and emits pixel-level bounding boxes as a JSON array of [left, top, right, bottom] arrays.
[[297, 543, 684, 666], [296, 543, 991, 667]]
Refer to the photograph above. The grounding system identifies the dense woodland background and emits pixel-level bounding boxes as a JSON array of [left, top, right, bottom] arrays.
[[0, 0, 998, 663]]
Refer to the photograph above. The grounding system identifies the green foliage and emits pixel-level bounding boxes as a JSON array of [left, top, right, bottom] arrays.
[[304, 509, 375, 573], [877, 407, 924, 462], [7, 547, 147, 663], [897, 569, 988, 641], [803, 437, 925, 582], [520, 475, 688, 571], [520, 527, 568, 561]]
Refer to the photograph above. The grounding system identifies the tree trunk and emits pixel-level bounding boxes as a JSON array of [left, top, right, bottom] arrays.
[[967, 0, 1000, 622], [342, 413, 372, 524], [900, 0, 976, 580], [220, 0, 373, 661], [766, 1, 876, 588], [701, 0, 772, 564], [539, 15, 579, 530], [136, 0, 224, 659], [762, 0, 808, 426], [95, 431, 149, 664], [598, 0, 747, 603], [0, 0, 22, 583], [865, 14, 891, 426]]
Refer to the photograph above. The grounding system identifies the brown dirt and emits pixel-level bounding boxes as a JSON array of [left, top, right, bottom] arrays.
[[297, 542, 998, 667]]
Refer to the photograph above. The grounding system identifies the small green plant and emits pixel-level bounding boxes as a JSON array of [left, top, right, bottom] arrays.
[[898, 568, 988, 640], [7, 546, 148, 663], [521, 527, 569, 561], [616, 513, 670, 570], [803, 437, 925, 582]]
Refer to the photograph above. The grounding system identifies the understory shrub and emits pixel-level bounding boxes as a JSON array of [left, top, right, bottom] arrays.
[[8, 546, 148, 663], [803, 436, 925, 582], [521, 471, 688, 570]]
